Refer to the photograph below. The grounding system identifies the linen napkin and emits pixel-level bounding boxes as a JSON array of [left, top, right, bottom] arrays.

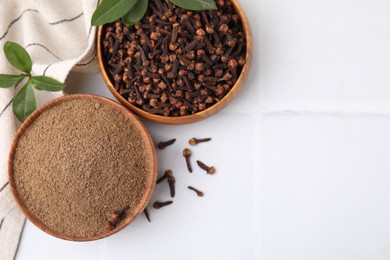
[[0, 1, 99, 259]]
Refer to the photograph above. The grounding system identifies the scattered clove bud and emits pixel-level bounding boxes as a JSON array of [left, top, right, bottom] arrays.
[[183, 148, 193, 173], [196, 160, 216, 175], [144, 208, 151, 222], [153, 200, 173, 209], [156, 169, 173, 184], [188, 186, 204, 197], [106, 205, 129, 230], [167, 173, 176, 198], [189, 137, 212, 146], [105, 222, 114, 231], [157, 138, 176, 149]]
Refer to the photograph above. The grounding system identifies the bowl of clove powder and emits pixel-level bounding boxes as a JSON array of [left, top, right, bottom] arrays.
[[97, 0, 252, 124], [8, 94, 157, 241]]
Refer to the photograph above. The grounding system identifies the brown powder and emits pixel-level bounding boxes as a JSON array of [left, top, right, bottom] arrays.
[[13, 98, 150, 238]]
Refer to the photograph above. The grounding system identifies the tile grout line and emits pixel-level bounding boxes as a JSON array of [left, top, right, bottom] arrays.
[[261, 109, 390, 117]]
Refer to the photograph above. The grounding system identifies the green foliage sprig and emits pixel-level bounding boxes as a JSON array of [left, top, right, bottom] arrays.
[[0, 42, 64, 122], [91, 0, 217, 26]]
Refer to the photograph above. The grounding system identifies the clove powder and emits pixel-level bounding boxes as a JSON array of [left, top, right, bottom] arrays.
[[13, 98, 150, 238]]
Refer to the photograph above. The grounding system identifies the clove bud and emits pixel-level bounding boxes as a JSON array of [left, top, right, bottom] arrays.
[[189, 137, 211, 146]]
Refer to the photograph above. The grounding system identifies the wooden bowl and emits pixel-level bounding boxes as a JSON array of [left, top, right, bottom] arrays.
[[8, 94, 157, 241], [97, 0, 252, 124]]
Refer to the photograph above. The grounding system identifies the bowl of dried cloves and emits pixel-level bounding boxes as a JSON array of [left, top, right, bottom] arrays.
[[97, 0, 252, 124]]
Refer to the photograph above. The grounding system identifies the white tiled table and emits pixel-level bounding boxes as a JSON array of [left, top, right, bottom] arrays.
[[16, 0, 390, 259]]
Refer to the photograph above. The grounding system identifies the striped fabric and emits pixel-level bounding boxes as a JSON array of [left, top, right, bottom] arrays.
[[0, 1, 99, 259]]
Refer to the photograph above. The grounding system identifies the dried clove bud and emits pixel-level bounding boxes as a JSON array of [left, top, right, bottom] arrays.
[[167, 174, 175, 198], [189, 137, 212, 146], [157, 138, 176, 149], [106, 205, 129, 230], [153, 201, 173, 209], [105, 222, 115, 231], [188, 186, 204, 197], [183, 148, 193, 173], [156, 169, 173, 184], [144, 208, 151, 222], [196, 160, 216, 175]]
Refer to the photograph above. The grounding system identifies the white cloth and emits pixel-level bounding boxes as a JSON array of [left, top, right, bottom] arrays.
[[0, 1, 99, 259]]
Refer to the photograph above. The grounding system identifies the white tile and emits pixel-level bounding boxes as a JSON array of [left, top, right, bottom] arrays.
[[258, 114, 390, 259], [242, 0, 390, 111]]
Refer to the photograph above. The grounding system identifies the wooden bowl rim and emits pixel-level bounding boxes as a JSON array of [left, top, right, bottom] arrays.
[[97, 0, 253, 124], [8, 94, 157, 241]]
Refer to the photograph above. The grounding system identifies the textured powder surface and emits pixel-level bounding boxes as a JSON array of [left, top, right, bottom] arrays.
[[13, 99, 150, 238]]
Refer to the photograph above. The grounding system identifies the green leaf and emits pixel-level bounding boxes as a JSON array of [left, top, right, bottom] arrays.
[[31, 76, 64, 92], [122, 0, 148, 26], [3, 42, 32, 73], [13, 79, 36, 122], [169, 0, 217, 10], [91, 0, 139, 26], [0, 74, 25, 88]]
